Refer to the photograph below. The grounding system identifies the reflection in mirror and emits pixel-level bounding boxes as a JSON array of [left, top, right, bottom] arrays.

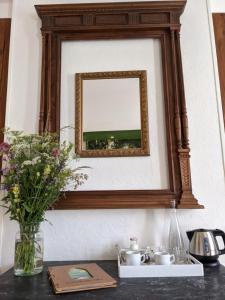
[[75, 70, 149, 157]]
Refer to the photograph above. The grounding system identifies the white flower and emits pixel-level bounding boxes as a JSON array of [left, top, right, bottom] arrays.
[[32, 156, 41, 164], [22, 160, 32, 166]]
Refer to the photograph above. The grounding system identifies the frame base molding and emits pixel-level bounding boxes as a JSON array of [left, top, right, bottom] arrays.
[[178, 191, 204, 209]]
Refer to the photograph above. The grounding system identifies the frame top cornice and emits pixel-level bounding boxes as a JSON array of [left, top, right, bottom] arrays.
[[35, 1, 187, 14], [35, 1, 187, 31]]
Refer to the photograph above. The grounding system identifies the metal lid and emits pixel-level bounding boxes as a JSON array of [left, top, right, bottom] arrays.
[[190, 228, 217, 232]]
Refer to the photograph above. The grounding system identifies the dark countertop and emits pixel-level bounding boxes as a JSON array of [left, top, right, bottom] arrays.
[[1, 260, 225, 300]]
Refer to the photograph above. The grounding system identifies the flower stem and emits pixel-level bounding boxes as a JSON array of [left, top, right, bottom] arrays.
[[14, 223, 41, 276]]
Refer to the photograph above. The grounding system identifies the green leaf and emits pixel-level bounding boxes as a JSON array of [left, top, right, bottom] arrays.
[[4, 208, 11, 215], [23, 203, 32, 213]]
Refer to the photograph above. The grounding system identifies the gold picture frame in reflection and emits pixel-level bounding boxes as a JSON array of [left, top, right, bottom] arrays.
[[75, 70, 150, 157]]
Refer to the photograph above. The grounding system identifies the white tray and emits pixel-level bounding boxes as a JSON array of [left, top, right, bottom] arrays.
[[118, 255, 204, 278]]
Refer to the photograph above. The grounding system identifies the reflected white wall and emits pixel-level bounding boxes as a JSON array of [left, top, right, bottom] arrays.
[[83, 77, 141, 132]]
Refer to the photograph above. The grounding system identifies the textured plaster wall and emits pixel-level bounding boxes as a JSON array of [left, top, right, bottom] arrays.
[[0, 0, 225, 273], [60, 39, 169, 191], [0, 0, 12, 18], [210, 0, 225, 12], [208, 0, 225, 173]]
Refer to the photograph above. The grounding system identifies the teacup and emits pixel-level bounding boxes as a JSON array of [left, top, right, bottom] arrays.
[[154, 251, 175, 265], [125, 250, 146, 266]]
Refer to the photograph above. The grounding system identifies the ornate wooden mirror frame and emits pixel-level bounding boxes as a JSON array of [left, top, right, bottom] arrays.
[[35, 1, 203, 209]]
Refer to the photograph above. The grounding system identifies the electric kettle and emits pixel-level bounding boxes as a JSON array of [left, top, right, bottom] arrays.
[[186, 229, 225, 267]]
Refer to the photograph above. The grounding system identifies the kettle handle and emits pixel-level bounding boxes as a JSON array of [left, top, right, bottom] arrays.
[[213, 229, 225, 255]]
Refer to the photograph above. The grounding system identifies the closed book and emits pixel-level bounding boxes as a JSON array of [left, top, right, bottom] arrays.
[[48, 263, 117, 294]]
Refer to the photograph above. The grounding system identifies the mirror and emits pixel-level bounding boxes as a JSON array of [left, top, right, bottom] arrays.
[[75, 70, 150, 157]]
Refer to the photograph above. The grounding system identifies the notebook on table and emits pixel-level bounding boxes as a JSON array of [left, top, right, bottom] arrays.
[[48, 263, 117, 294]]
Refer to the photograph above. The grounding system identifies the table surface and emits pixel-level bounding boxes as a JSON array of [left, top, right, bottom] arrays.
[[1, 260, 225, 300]]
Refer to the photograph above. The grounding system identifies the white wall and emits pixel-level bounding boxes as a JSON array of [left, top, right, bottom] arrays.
[[208, 0, 225, 175], [0, 0, 12, 18], [61, 39, 169, 191], [210, 0, 225, 12], [1, 0, 225, 272]]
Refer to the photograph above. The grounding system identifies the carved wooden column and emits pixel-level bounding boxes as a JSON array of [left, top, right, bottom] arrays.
[[39, 31, 51, 133], [171, 28, 204, 208], [0, 19, 11, 169], [39, 30, 60, 133]]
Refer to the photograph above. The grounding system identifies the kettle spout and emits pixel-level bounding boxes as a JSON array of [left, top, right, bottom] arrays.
[[186, 230, 194, 241]]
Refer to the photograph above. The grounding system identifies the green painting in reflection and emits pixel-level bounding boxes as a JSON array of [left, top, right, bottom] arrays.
[[83, 130, 141, 150]]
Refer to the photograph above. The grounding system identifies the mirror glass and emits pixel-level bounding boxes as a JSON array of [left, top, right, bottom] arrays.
[[83, 76, 140, 151]]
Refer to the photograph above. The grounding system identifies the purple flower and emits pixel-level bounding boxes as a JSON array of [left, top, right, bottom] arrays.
[[10, 164, 16, 170], [0, 183, 9, 191], [52, 148, 60, 157], [0, 142, 10, 153], [2, 167, 10, 176]]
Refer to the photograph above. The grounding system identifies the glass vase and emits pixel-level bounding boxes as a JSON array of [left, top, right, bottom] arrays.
[[14, 223, 43, 276], [168, 200, 187, 264]]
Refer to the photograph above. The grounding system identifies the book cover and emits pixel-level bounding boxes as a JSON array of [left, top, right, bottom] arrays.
[[48, 263, 117, 294]]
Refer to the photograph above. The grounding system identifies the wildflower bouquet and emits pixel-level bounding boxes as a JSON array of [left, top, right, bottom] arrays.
[[0, 130, 88, 276]]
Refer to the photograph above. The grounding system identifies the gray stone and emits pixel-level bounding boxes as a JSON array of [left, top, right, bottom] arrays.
[[1, 261, 225, 300]]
